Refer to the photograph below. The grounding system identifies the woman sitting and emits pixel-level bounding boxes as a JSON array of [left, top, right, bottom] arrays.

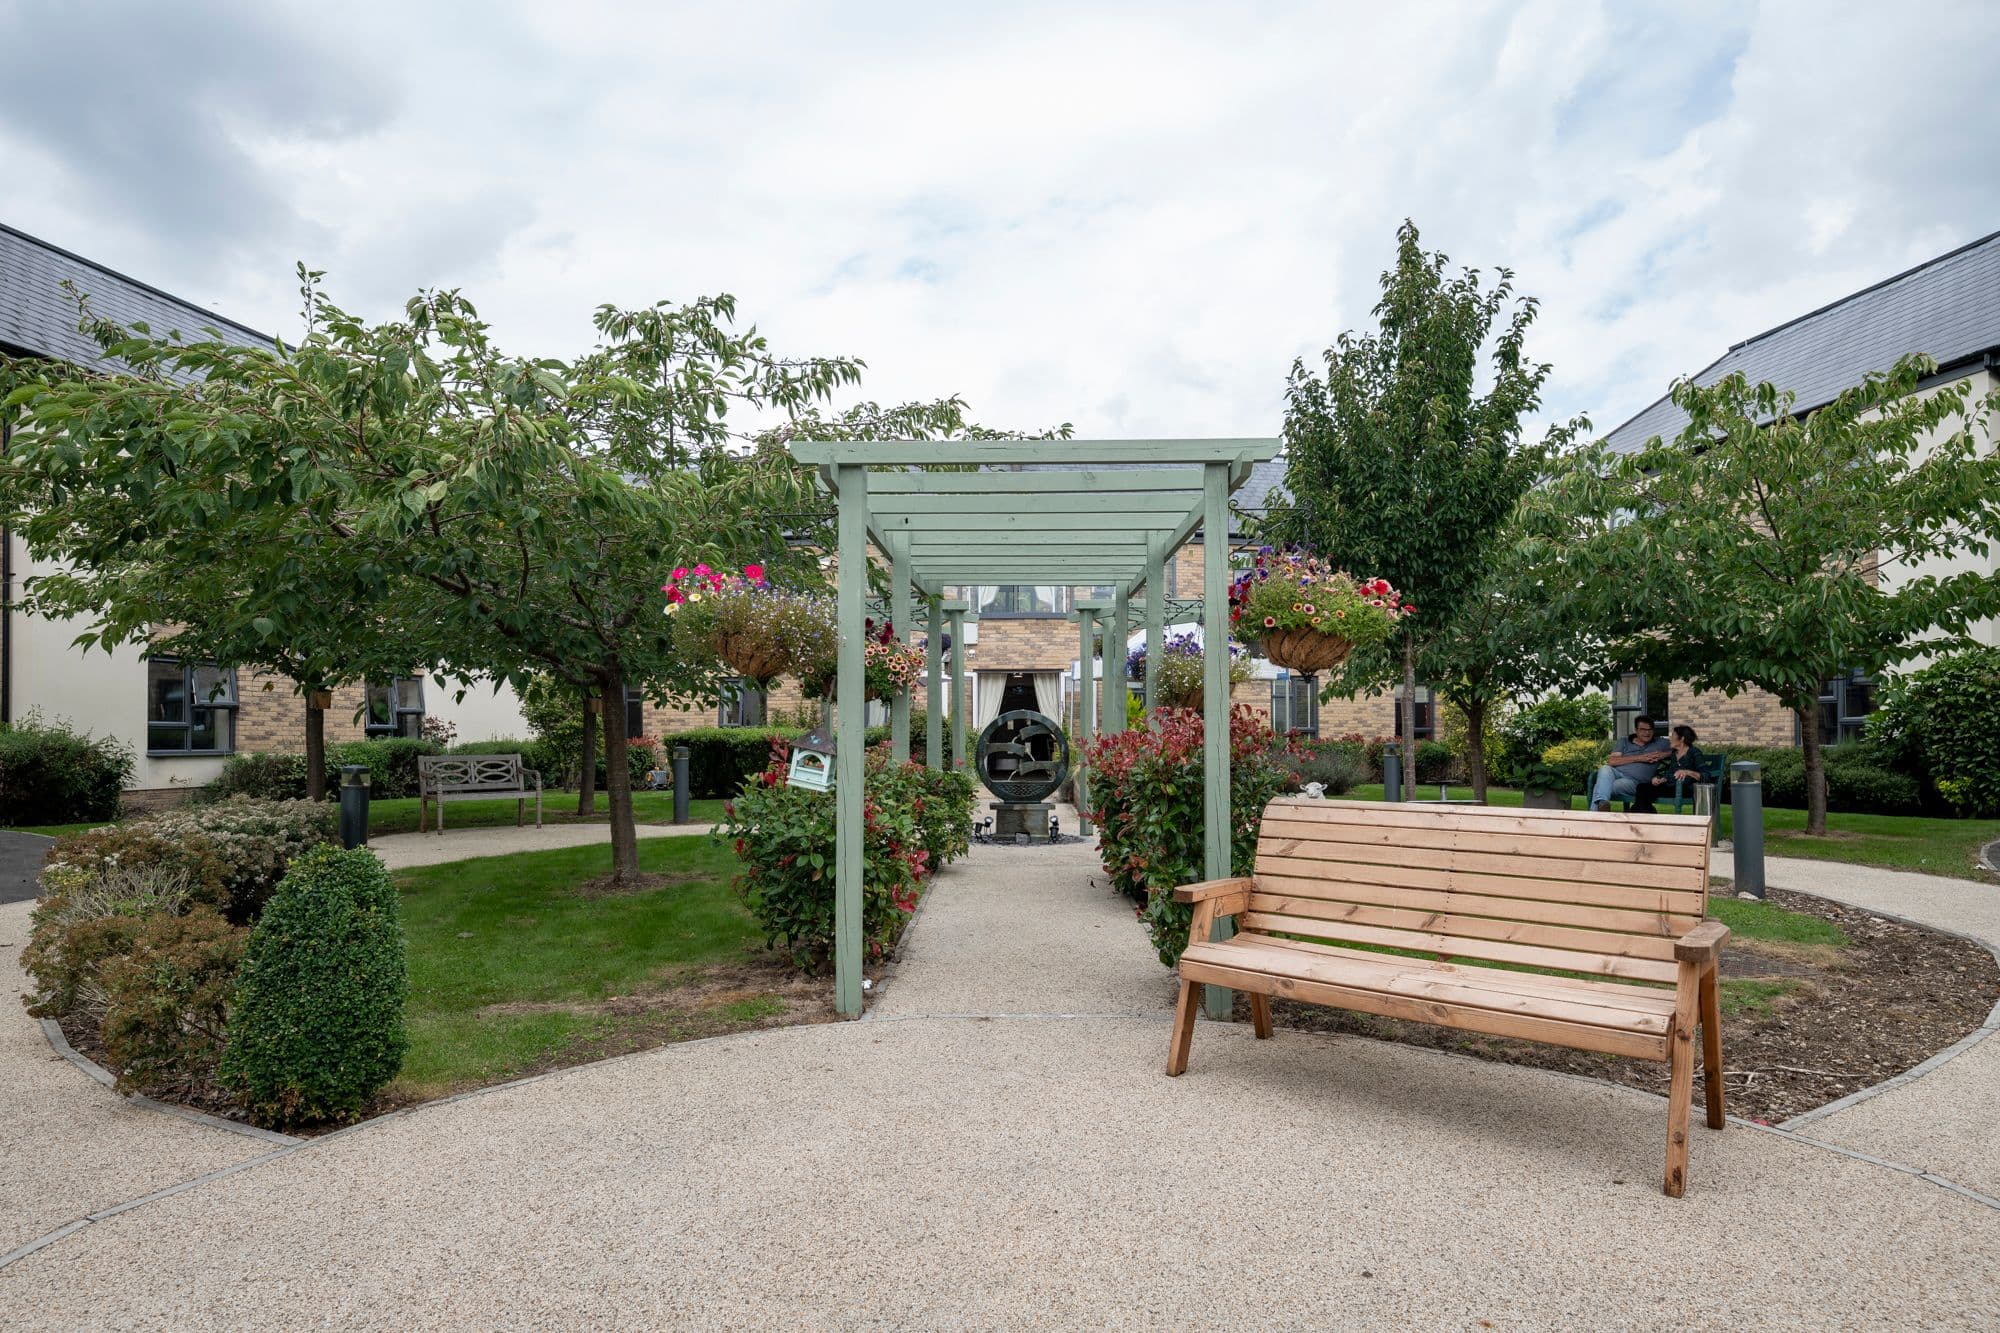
[[1630, 724, 1709, 813]]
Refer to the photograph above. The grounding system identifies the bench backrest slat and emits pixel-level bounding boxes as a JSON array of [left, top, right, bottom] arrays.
[[418, 754, 526, 793], [1247, 798, 1710, 987]]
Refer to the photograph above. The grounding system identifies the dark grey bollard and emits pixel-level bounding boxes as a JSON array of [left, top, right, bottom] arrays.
[[338, 764, 370, 849], [1730, 760, 1765, 899], [1383, 743, 1402, 803], [672, 745, 690, 824]]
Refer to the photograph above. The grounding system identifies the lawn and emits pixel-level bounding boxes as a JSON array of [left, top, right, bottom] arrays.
[[388, 834, 811, 1103], [7, 790, 729, 840], [366, 790, 729, 836], [1338, 783, 1999, 880]]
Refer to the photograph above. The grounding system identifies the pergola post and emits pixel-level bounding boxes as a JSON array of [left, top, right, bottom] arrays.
[[891, 543, 912, 764], [1144, 543, 1165, 716], [1074, 600, 1102, 835], [1201, 461, 1234, 1021], [1107, 587, 1129, 735], [924, 594, 943, 769], [834, 465, 868, 1018], [944, 601, 968, 769]]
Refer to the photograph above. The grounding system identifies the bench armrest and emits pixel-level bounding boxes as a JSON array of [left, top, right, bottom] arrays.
[[1174, 876, 1255, 904], [1675, 919, 1730, 966], [522, 768, 542, 789]]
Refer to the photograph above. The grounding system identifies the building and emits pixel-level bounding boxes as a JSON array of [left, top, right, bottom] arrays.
[[1599, 228, 2000, 748], [0, 223, 534, 801]]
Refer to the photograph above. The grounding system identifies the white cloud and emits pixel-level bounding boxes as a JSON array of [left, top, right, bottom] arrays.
[[5, 0, 1996, 444]]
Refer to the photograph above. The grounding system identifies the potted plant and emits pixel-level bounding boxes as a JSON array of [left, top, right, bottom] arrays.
[[665, 562, 831, 686], [1126, 632, 1253, 710], [1228, 547, 1411, 673], [1513, 759, 1574, 810]]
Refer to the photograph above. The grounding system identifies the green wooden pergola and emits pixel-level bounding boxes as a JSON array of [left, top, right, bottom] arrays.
[[788, 439, 1282, 1017]]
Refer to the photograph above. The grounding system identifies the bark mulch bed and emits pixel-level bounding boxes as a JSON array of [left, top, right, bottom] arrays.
[[1236, 887, 2000, 1124]]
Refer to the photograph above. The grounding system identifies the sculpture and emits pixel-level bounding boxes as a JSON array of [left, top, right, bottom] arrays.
[[975, 709, 1070, 841]]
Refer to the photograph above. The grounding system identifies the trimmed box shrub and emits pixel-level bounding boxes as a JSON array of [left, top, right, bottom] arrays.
[[220, 846, 409, 1128], [0, 716, 132, 825]]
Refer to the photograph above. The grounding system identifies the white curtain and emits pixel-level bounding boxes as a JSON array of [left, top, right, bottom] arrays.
[[1031, 671, 1062, 723], [974, 672, 1005, 732]]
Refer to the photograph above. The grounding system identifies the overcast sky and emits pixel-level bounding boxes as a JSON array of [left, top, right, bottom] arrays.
[[5, 1, 1997, 442]]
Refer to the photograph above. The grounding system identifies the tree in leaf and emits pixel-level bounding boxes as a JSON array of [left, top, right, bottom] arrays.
[[1571, 355, 2000, 834], [1261, 221, 1570, 793]]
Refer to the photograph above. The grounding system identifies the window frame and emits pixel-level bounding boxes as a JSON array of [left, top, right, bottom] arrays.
[[1393, 684, 1435, 742], [717, 677, 767, 728], [364, 676, 426, 739], [1809, 668, 1874, 746], [146, 657, 239, 756], [623, 687, 647, 741], [1271, 672, 1320, 739], [1612, 671, 1668, 741]]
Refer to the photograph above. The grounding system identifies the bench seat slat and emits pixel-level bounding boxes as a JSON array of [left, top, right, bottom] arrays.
[[1242, 933, 1674, 1005], [1237, 911, 1684, 984], [1248, 892, 1686, 963], [1257, 814, 1711, 870], [1255, 838, 1709, 900], [1254, 861, 1704, 926], [1177, 952, 1672, 1060], [1188, 937, 1677, 1031]]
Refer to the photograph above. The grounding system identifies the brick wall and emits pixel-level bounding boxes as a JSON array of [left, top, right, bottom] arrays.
[[1667, 682, 1796, 748], [963, 617, 1074, 672], [233, 673, 408, 753]]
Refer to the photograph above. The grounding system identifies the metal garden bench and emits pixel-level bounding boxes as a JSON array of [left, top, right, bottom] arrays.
[[416, 754, 544, 834]]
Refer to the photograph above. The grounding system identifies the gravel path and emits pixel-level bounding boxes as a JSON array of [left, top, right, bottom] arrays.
[[4, 838, 1998, 1324], [0, 831, 52, 905]]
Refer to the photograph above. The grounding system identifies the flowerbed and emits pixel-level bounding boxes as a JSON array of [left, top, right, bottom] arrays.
[[20, 799, 407, 1127], [1085, 706, 1298, 965], [716, 740, 973, 972]]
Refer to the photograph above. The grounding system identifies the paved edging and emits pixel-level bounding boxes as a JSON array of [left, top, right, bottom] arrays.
[[37, 1019, 300, 1147]]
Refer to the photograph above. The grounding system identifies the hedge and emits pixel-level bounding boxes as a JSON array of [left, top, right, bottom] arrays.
[[1704, 743, 1924, 817], [0, 718, 132, 825]]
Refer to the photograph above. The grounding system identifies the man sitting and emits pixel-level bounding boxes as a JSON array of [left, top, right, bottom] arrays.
[[1589, 716, 1671, 812], [1631, 725, 1711, 814]]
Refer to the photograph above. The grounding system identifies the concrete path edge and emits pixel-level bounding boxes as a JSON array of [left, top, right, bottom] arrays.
[[38, 1018, 300, 1147]]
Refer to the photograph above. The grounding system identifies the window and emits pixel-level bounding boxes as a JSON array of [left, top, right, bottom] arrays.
[[364, 677, 425, 738], [1393, 685, 1434, 741], [1612, 671, 1667, 740], [1271, 674, 1319, 738], [718, 678, 767, 728], [624, 688, 647, 740], [1813, 669, 1874, 746], [959, 585, 1061, 617], [147, 659, 237, 754]]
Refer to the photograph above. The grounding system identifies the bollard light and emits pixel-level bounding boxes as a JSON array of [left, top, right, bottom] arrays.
[[338, 764, 370, 849], [672, 745, 691, 824], [1383, 742, 1402, 804], [1730, 760, 1765, 899]]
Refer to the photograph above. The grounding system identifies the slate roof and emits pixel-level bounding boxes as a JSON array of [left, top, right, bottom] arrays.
[[1604, 229, 2000, 453], [0, 222, 271, 368]]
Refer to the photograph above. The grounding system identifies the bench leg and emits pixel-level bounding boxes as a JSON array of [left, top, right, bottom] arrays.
[[1249, 992, 1273, 1039], [1663, 960, 1698, 1197], [419, 798, 428, 835], [1166, 978, 1201, 1076], [516, 797, 524, 828], [1700, 966, 1725, 1130]]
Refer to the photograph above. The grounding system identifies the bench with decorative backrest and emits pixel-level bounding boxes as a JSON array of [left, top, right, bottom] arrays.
[[416, 754, 543, 835], [1166, 797, 1728, 1196]]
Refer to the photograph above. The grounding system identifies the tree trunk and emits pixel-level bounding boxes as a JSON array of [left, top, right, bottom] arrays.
[[600, 666, 641, 884], [304, 696, 327, 802], [1465, 697, 1488, 804], [577, 692, 599, 816], [1401, 631, 1418, 800], [1797, 703, 1827, 835]]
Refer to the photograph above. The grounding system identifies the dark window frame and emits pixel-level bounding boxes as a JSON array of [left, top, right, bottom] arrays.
[[364, 676, 426, 738], [1393, 685, 1435, 741], [1271, 673, 1320, 739], [1808, 668, 1874, 746], [717, 678, 767, 728], [624, 687, 647, 741], [1612, 671, 1668, 741], [146, 657, 238, 756]]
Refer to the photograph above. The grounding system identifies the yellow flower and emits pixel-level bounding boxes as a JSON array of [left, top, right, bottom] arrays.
[[689, 592, 703, 602]]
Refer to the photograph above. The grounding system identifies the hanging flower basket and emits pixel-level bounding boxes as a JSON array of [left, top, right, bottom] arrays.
[[1131, 632, 1253, 711], [797, 617, 925, 704], [713, 631, 791, 686], [665, 561, 833, 687], [1258, 627, 1356, 674], [1229, 549, 1413, 671]]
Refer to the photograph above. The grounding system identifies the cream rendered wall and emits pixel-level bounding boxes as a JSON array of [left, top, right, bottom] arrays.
[[7, 536, 226, 794], [426, 674, 532, 742], [1874, 366, 2000, 662]]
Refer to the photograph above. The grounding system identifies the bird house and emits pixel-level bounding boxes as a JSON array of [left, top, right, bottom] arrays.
[[787, 728, 835, 792]]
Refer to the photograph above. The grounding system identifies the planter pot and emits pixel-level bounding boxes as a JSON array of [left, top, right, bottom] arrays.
[[1258, 627, 1355, 674], [713, 632, 788, 685], [1521, 787, 1571, 811]]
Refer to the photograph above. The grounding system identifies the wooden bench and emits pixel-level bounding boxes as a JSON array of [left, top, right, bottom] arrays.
[[1166, 797, 1728, 1196], [417, 755, 543, 835]]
